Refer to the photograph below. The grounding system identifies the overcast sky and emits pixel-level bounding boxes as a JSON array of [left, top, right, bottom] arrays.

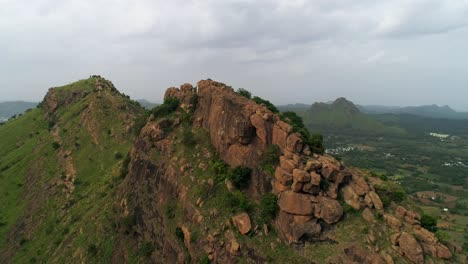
[[1, 0, 468, 110]]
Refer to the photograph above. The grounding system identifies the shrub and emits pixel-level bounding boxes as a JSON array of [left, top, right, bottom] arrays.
[[87, 244, 98, 256], [181, 126, 196, 147], [133, 111, 150, 135], [114, 152, 123, 160], [435, 230, 448, 242], [138, 242, 155, 257], [261, 145, 281, 175], [421, 214, 438, 232], [175, 227, 184, 241], [199, 255, 211, 264], [152, 97, 179, 117], [237, 88, 252, 99], [211, 159, 229, 183], [52, 142, 60, 150], [252, 96, 279, 113], [260, 193, 279, 221], [374, 183, 406, 208], [189, 94, 199, 113], [280, 111, 324, 154], [119, 153, 131, 179], [228, 166, 252, 189]]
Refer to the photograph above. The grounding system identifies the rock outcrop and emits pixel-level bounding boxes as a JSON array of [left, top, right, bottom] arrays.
[[121, 79, 457, 263]]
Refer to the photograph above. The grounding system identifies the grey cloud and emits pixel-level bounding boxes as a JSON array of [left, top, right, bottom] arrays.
[[1, 0, 468, 110]]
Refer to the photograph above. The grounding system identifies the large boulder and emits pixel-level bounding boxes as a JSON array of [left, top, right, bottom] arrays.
[[342, 185, 362, 210], [278, 191, 315, 215], [396, 232, 424, 264], [232, 213, 252, 235], [315, 196, 343, 224]]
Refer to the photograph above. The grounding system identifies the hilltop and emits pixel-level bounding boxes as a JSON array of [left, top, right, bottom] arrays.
[[0, 77, 463, 263], [297, 98, 406, 136]]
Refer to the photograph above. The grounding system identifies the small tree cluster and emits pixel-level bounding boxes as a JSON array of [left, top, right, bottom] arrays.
[[260, 193, 279, 222], [151, 97, 179, 117], [228, 166, 252, 189]]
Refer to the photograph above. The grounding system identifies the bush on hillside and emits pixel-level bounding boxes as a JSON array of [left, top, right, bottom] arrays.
[[252, 96, 279, 113], [237, 88, 252, 99], [260, 193, 279, 221], [280, 111, 325, 154], [228, 166, 252, 189], [261, 145, 281, 175], [421, 214, 438, 232], [152, 97, 179, 117]]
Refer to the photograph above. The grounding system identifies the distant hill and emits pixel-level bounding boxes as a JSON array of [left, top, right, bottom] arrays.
[[359, 104, 468, 119], [277, 103, 310, 112], [297, 98, 406, 136], [0, 101, 37, 121], [136, 99, 158, 109]]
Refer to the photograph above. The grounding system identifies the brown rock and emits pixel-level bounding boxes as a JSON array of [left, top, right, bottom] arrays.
[[310, 171, 321, 186], [232, 213, 252, 235], [278, 191, 315, 215], [302, 182, 320, 195], [349, 179, 370, 197], [395, 206, 407, 218], [275, 167, 293, 185], [384, 214, 403, 230], [342, 185, 362, 210], [344, 245, 386, 264], [436, 244, 452, 259], [272, 124, 289, 150], [272, 180, 290, 194], [367, 191, 384, 211], [304, 160, 322, 172], [291, 181, 303, 192], [286, 133, 303, 153], [292, 169, 310, 182], [362, 208, 376, 223], [326, 184, 338, 199], [380, 252, 394, 264], [276, 211, 321, 242], [316, 196, 343, 224], [279, 156, 297, 173], [397, 232, 424, 264], [276, 120, 293, 133], [250, 114, 269, 144]]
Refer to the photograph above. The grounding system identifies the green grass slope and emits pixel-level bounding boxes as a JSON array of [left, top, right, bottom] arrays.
[[0, 77, 146, 263]]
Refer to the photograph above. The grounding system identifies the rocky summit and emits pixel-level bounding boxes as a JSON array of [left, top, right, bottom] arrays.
[[0, 77, 464, 263]]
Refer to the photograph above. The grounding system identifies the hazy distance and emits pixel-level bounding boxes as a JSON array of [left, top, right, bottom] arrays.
[[1, 1, 468, 110]]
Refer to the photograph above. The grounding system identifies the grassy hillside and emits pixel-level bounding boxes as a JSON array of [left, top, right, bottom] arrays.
[[0, 77, 146, 262]]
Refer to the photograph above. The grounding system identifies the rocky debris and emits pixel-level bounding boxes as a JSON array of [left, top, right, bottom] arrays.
[[395, 206, 420, 225], [413, 227, 452, 260], [344, 245, 387, 264], [225, 230, 240, 255], [384, 214, 403, 231], [362, 208, 376, 223], [392, 232, 424, 264], [232, 213, 252, 235], [366, 191, 384, 211]]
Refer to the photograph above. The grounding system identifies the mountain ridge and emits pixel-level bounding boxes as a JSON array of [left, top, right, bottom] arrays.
[[0, 77, 461, 263]]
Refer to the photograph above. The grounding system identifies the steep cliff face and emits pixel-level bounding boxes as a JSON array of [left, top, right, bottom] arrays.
[[119, 79, 458, 263]]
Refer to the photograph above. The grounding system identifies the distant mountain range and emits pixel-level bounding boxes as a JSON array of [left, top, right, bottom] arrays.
[[358, 104, 468, 119], [136, 99, 158, 109], [0, 101, 38, 121], [294, 98, 406, 136], [279, 101, 468, 120]]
